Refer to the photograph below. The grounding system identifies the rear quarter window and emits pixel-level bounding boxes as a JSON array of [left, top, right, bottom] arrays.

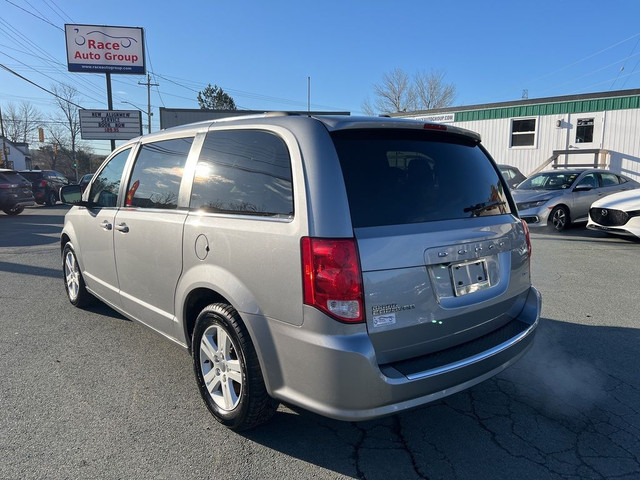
[[331, 129, 511, 228], [190, 129, 293, 217]]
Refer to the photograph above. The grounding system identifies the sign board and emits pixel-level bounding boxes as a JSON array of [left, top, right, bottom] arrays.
[[65, 24, 145, 74], [79, 110, 142, 140], [410, 113, 455, 123]]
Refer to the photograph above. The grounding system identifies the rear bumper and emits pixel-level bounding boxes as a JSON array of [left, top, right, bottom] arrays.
[[33, 190, 46, 202], [0, 195, 35, 210], [14, 199, 35, 208], [249, 286, 541, 421]]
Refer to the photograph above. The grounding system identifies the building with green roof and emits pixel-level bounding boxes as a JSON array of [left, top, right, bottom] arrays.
[[394, 89, 640, 181]]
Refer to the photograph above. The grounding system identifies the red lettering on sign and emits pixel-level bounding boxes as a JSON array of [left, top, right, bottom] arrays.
[[75, 51, 101, 60], [87, 39, 121, 50]]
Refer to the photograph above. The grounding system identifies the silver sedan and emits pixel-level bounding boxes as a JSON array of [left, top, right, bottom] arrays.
[[512, 169, 640, 232]]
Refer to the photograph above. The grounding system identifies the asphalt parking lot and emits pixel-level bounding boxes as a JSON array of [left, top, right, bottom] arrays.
[[1, 206, 639, 480]]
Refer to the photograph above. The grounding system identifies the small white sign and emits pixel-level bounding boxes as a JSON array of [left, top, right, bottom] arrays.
[[411, 113, 455, 123], [79, 109, 142, 140]]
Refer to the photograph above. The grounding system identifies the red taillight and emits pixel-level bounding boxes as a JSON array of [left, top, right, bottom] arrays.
[[522, 220, 532, 258], [39, 180, 48, 188], [0, 184, 17, 189], [301, 237, 364, 323]]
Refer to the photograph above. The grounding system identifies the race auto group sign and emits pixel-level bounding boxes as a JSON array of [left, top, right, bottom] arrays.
[[65, 24, 145, 74]]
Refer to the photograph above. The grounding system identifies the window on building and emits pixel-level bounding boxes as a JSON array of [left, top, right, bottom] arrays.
[[510, 118, 536, 147], [576, 118, 594, 143], [125, 137, 194, 209], [190, 130, 293, 217]]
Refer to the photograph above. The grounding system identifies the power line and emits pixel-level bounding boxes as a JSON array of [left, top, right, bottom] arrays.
[[0, 63, 84, 108], [527, 32, 640, 86], [41, 0, 74, 23], [4, 0, 63, 31]]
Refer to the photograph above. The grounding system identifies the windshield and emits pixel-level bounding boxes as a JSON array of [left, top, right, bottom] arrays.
[[331, 129, 512, 228], [517, 172, 579, 191]]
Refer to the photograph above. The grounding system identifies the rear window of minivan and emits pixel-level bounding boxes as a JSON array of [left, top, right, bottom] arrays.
[[331, 129, 512, 228]]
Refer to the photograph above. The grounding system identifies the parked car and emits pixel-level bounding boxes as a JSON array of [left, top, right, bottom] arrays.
[[19, 169, 70, 206], [498, 164, 527, 188], [79, 173, 93, 192], [59, 114, 541, 431], [0, 168, 35, 215], [512, 169, 640, 232], [587, 189, 640, 239]]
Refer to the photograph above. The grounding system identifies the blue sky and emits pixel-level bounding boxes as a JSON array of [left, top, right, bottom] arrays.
[[2, 0, 640, 155]]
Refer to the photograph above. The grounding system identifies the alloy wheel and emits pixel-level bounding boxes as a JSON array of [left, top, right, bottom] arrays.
[[64, 251, 80, 302], [199, 324, 244, 412]]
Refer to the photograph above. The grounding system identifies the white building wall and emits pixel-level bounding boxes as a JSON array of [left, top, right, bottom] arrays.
[[453, 108, 640, 181], [602, 109, 640, 179]]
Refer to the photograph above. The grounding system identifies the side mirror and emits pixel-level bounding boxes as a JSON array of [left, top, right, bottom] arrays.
[[574, 185, 593, 192], [60, 184, 87, 206]]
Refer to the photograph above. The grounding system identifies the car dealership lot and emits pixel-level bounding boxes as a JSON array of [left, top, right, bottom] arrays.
[[1, 207, 639, 480]]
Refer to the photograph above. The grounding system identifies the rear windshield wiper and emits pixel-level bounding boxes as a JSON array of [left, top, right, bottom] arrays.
[[463, 201, 506, 217]]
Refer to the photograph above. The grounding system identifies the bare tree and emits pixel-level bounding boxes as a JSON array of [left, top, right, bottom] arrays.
[[372, 68, 416, 114], [50, 83, 83, 179], [2, 101, 42, 143], [413, 70, 456, 110], [363, 68, 457, 115], [361, 97, 376, 116]]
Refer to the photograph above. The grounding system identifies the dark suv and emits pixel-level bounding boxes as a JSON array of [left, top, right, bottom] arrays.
[[19, 169, 69, 206], [0, 168, 35, 215]]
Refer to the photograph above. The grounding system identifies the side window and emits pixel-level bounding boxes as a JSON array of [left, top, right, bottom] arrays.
[[501, 169, 514, 180], [190, 130, 293, 217], [600, 173, 619, 187], [576, 173, 598, 189], [89, 148, 131, 207], [125, 137, 194, 209], [510, 118, 536, 147]]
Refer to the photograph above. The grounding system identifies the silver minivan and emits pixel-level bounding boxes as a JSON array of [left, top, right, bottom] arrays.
[[60, 114, 541, 431]]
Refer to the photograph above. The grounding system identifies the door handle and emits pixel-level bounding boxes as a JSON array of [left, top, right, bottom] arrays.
[[100, 220, 112, 231], [114, 223, 129, 233]]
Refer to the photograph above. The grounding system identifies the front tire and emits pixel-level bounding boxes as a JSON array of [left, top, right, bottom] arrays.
[[3, 206, 24, 215], [549, 205, 570, 232], [63, 243, 93, 307], [193, 303, 278, 431]]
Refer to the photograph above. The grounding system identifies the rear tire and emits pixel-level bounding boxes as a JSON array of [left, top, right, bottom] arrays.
[[193, 303, 278, 431], [46, 191, 57, 206], [549, 206, 570, 232], [63, 243, 93, 307], [3, 206, 24, 215]]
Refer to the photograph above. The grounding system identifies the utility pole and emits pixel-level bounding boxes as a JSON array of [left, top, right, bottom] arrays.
[[0, 106, 8, 168], [138, 74, 158, 133]]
